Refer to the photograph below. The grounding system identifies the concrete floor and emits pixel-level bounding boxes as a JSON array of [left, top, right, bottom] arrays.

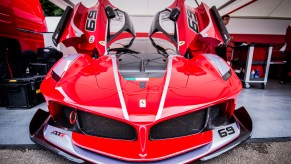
[[0, 79, 290, 145], [236, 80, 291, 139]]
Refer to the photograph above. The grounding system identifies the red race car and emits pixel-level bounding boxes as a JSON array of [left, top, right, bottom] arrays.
[[29, 0, 252, 163]]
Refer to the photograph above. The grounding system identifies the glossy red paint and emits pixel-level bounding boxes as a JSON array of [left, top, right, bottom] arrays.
[[72, 130, 212, 161], [171, 1, 225, 56], [0, 0, 47, 51], [41, 50, 241, 161], [42, 53, 241, 122], [59, 0, 112, 56], [38, 0, 247, 162], [58, 0, 225, 57], [41, 55, 127, 120]]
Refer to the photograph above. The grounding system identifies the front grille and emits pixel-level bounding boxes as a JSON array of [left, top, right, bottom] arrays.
[[77, 110, 136, 140], [150, 109, 208, 140]]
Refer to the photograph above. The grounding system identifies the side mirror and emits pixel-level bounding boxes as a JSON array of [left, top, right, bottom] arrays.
[[105, 6, 115, 19], [169, 7, 180, 21]]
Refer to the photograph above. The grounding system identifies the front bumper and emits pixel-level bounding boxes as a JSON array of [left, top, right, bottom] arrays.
[[29, 107, 252, 163]]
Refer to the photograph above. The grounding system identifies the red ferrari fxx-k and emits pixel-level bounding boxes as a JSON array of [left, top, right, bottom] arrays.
[[30, 0, 252, 163]]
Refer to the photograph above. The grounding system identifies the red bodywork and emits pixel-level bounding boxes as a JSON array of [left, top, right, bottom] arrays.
[[41, 53, 241, 161], [58, 0, 225, 57], [0, 0, 47, 51], [31, 0, 251, 163]]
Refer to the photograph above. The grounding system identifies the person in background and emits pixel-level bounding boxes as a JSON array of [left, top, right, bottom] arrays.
[[216, 14, 233, 63], [223, 15, 234, 62], [222, 14, 230, 26], [280, 25, 291, 84]]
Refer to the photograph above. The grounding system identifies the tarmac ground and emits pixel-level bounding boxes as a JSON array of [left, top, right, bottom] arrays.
[[0, 141, 291, 164]]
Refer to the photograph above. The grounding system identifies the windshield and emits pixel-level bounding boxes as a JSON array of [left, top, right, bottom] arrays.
[[108, 38, 177, 79], [108, 37, 176, 55]]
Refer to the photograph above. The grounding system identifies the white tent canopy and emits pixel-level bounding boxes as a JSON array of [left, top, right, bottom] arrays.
[[49, 0, 291, 19], [46, 0, 291, 35]]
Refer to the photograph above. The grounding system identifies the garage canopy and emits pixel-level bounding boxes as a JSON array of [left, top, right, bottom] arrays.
[[49, 0, 291, 19]]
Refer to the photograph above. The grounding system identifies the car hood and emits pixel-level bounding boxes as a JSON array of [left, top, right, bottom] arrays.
[[41, 54, 241, 122]]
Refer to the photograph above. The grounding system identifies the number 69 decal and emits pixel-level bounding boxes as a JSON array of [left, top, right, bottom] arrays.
[[186, 9, 198, 33], [218, 126, 235, 138], [85, 10, 97, 32]]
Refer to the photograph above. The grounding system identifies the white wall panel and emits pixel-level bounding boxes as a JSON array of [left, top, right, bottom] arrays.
[[227, 18, 291, 35], [231, 0, 280, 17]]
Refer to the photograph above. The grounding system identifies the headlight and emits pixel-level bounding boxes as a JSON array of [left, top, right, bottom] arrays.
[[51, 54, 80, 81], [204, 54, 231, 80]]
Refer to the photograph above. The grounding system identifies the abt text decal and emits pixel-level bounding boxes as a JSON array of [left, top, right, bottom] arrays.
[[51, 130, 66, 138]]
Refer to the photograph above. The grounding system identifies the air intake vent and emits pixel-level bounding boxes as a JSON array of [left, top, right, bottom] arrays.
[[78, 110, 136, 140], [150, 109, 207, 140]]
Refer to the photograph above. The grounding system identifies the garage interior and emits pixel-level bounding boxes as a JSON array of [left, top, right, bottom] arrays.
[[0, 0, 291, 163]]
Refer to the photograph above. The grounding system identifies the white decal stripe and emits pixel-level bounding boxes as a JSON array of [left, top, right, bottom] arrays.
[[105, 20, 108, 53], [155, 56, 173, 121], [199, 8, 212, 38], [111, 56, 129, 120], [71, 4, 84, 37], [176, 22, 179, 51]]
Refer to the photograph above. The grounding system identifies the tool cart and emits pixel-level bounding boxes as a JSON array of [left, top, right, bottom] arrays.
[[231, 43, 273, 89]]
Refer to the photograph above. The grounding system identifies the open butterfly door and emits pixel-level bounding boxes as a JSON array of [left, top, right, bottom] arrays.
[[51, 0, 135, 57], [152, 0, 231, 56]]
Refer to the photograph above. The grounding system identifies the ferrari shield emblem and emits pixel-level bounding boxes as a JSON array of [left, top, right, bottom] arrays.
[[179, 41, 185, 46], [139, 99, 146, 108], [99, 41, 105, 46]]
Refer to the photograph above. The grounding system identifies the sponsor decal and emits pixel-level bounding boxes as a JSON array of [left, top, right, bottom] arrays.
[[186, 9, 198, 33], [179, 41, 185, 46], [51, 130, 66, 138], [35, 89, 41, 94], [99, 41, 105, 46], [89, 35, 95, 43], [85, 10, 97, 32], [139, 99, 146, 108]]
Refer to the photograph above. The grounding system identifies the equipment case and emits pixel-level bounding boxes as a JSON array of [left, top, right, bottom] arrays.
[[29, 62, 51, 75], [0, 75, 45, 109]]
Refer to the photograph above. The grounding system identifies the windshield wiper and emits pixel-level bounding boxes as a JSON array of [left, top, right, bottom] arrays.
[[149, 37, 168, 58], [155, 45, 168, 58]]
